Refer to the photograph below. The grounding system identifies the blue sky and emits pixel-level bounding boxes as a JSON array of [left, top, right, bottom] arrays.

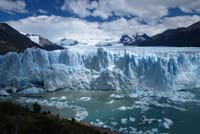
[[0, 0, 200, 43]]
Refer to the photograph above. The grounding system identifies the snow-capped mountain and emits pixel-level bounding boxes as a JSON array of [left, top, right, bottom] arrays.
[[26, 33, 55, 47], [0, 23, 39, 55], [26, 34, 40, 44], [120, 34, 150, 46], [0, 22, 64, 55], [26, 33, 64, 51]]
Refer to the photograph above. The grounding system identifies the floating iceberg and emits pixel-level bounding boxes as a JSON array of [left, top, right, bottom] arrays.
[[162, 118, 173, 129], [121, 118, 127, 124], [18, 87, 44, 94], [58, 96, 67, 101], [110, 94, 124, 99], [117, 106, 133, 111], [129, 117, 135, 122], [80, 97, 91, 101], [0, 90, 10, 96]]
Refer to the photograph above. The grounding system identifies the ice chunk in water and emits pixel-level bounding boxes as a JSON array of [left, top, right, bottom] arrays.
[[163, 118, 173, 129], [80, 97, 91, 101], [19, 87, 44, 94], [58, 96, 67, 101], [129, 117, 136, 122], [110, 94, 124, 99], [121, 118, 127, 124]]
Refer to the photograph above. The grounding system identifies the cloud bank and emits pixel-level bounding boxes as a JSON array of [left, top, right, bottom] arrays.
[[61, 0, 200, 21], [0, 0, 27, 13], [7, 15, 200, 43]]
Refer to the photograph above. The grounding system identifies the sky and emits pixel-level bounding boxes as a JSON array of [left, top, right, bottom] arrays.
[[0, 0, 200, 43]]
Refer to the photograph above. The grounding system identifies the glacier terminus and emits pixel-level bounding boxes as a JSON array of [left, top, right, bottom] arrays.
[[1, 46, 200, 92]]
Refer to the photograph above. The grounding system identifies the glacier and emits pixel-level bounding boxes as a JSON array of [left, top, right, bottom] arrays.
[[1, 47, 200, 92]]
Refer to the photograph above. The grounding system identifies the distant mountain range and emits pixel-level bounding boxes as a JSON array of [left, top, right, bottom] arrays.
[[1, 21, 200, 55], [120, 34, 150, 46], [26, 34, 84, 48]]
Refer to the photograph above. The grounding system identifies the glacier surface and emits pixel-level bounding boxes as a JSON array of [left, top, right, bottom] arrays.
[[1, 47, 200, 91]]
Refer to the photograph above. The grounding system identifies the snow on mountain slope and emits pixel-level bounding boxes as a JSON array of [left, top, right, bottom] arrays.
[[1, 47, 200, 92], [25, 33, 64, 50], [26, 33, 55, 47], [120, 34, 150, 46], [26, 34, 40, 44]]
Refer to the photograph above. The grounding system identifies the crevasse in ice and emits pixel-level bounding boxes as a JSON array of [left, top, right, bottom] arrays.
[[0, 47, 200, 91]]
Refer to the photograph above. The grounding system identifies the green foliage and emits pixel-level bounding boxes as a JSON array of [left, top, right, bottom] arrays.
[[32, 102, 41, 113], [47, 111, 51, 115], [71, 117, 76, 122]]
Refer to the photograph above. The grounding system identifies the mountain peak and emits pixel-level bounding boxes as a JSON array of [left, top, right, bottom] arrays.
[[120, 33, 150, 46], [0, 23, 11, 29]]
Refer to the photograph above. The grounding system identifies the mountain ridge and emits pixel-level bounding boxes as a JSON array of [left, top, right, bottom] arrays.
[[120, 34, 150, 46], [139, 21, 200, 47], [0, 23, 40, 55], [0, 23, 64, 55]]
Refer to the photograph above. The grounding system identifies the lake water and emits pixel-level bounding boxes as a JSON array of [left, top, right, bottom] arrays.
[[6, 88, 200, 134]]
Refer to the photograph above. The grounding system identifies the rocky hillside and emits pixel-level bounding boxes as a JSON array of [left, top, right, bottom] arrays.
[[26, 33, 58, 47], [0, 101, 117, 134], [139, 21, 200, 47], [0, 23, 64, 55], [26, 33, 64, 51], [0, 23, 39, 55]]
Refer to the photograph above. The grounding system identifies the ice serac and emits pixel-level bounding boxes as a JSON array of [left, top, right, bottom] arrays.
[[0, 47, 200, 91]]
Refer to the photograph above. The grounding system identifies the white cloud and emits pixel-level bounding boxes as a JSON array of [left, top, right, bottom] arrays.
[[159, 15, 200, 29], [7, 15, 200, 43], [38, 9, 48, 14], [7, 15, 112, 43], [61, 0, 91, 18], [101, 15, 200, 37], [92, 10, 110, 20], [178, 1, 200, 13], [61, 0, 200, 21], [0, 0, 27, 13]]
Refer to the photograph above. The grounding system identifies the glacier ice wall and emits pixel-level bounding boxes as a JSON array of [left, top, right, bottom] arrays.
[[1, 47, 200, 91]]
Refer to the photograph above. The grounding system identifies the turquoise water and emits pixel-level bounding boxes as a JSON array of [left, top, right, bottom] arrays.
[[7, 89, 200, 134]]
